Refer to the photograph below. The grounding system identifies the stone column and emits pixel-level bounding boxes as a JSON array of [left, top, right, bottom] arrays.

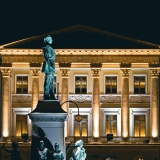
[[120, 68, 130, 142], [91, 68, 101, 142], [150, 68, 159, 140], [0, 68, 12, 139], [60, 68, 70, 138], [30, 68, 40, 111]]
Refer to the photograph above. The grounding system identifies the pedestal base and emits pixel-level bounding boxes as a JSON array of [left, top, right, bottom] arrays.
[[28, 100, 68, 160]]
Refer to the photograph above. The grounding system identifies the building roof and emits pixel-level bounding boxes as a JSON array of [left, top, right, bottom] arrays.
[[0, 24, 159, 49]]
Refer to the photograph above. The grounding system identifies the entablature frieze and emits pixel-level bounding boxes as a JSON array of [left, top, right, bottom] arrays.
[[1, 55, 159, 64], [12, 94, 150, 104]]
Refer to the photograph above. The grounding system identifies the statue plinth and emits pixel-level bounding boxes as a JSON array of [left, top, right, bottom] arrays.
[[31, 100, 66, 113], [28, 100, 68, 160]]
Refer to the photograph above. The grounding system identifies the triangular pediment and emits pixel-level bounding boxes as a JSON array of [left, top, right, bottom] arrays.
[[0, 24, 159, 49]]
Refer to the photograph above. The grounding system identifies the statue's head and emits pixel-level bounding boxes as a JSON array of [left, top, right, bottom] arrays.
[[44, 35, 53, 44], [75, 140, 83, 148], [39, 140, 45, 150], [54, 143, 60, 152]]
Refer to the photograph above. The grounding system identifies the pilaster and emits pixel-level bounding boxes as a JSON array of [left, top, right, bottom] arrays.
[[30, 68, 40, 111], [120, 68, 130, 142], [150, 68, 159, 140], [60, 67, 70, 138], [91, 65, 101, 142], [0, 67, 12, 139]]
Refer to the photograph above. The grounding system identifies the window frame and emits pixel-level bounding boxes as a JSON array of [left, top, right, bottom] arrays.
[[74, 74, 88, 94], [133, 74, 147, 94], [101, 108, 121, 137], [15, 74, 29, 94], [104, 75, 118, 94], [130, 108, 149, 137]]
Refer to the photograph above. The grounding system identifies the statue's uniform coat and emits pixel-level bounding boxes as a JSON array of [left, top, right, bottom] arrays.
[[42, 45, 56, 99]]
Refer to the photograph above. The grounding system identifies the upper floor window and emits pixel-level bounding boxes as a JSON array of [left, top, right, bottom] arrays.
[[16, 76, 28, 94], [75, 76, 87, 94], [106, 115, 117, 136], [134, 115, 146, 137], [134, 76, 145, 94], [105, 76, 117, 94]]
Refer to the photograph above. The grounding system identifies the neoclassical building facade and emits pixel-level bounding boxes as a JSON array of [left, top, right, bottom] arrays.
[[0, 25, 160, 144]]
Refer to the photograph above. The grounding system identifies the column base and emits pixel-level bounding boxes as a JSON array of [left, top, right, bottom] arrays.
[[149, 138, 160, 144], [120, 138, 131, 144], [65, 137, 70, 143], [89, 137, 102, 144], [2, 137, 12, 142]]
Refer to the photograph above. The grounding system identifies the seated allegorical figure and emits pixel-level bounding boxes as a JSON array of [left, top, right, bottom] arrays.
[[52, 143, 64, 160], [70, 140, 86, 160]]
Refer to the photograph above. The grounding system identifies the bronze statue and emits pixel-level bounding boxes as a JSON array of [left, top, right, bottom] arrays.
[[42, 35, 56, 100], [1, 142, 23, 160]]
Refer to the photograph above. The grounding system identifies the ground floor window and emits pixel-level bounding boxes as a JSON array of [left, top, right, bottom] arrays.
[[134, 115, 145, 137], [106, 115, 117, 136], [16, 115, 28, 136], [74, 115, 88, 137]]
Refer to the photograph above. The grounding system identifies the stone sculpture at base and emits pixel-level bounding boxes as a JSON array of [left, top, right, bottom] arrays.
[[53, 143, 64, 160], [70, 140, 86, 160]]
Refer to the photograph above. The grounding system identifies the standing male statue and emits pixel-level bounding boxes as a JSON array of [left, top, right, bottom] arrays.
[[42, 35, 56, 100]]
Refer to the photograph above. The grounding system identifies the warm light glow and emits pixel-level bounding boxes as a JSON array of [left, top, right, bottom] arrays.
[[3, 131, 9, 137], [152, 131, 158, 138], [74, 122, 80, 137], [2, 85, 10, 138], [93, 105, 99, 138], [82, 125, 87, 137]]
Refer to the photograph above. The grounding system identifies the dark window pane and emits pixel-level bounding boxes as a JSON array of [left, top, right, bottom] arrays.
[[105, 76, 117, 94], [75, 76, 87, 94], [112, 88, 117, 94], [16, 76, 28, 94], [82, 88, 87, 94], [134, 76, 145, 94]]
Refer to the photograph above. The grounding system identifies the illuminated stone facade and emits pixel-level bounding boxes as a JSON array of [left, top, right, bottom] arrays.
[[0, 25, 160, 144]]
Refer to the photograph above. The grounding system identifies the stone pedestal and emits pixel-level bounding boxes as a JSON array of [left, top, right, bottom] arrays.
[[28, 100, 68, 160]]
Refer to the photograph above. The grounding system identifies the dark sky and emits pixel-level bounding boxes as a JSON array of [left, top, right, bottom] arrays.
[[0, 1, 160, 45]]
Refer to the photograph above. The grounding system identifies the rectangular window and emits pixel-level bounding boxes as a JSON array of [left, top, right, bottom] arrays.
[[105, 76, 117, 94], [106, 115, 117, 136], [75, 76, 87, 94], [16, 76, 28, 94], [16, 115, 28, 136], [74, 115, 88, 137], [134, 76, 145, 94], [134, 115, 146, 137]]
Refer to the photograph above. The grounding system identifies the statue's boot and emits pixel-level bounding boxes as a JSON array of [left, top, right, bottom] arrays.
[[50, 92, 56, 100], [44, 94, 50, 100]]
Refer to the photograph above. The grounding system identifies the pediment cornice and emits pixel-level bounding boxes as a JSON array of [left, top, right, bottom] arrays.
[[0, 49, 160, 64]]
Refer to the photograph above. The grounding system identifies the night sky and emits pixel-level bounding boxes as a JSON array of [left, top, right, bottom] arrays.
[[0, 1, 160, 46]]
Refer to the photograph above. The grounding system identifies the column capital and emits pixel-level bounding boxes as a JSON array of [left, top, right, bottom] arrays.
[[0, 67, 12, 77], [30, 68, 41, 77], [150, 68, 159, 78], [60, 68, 70, 77], [91, 68, 101, 77], [120, 68, 130, 77]]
